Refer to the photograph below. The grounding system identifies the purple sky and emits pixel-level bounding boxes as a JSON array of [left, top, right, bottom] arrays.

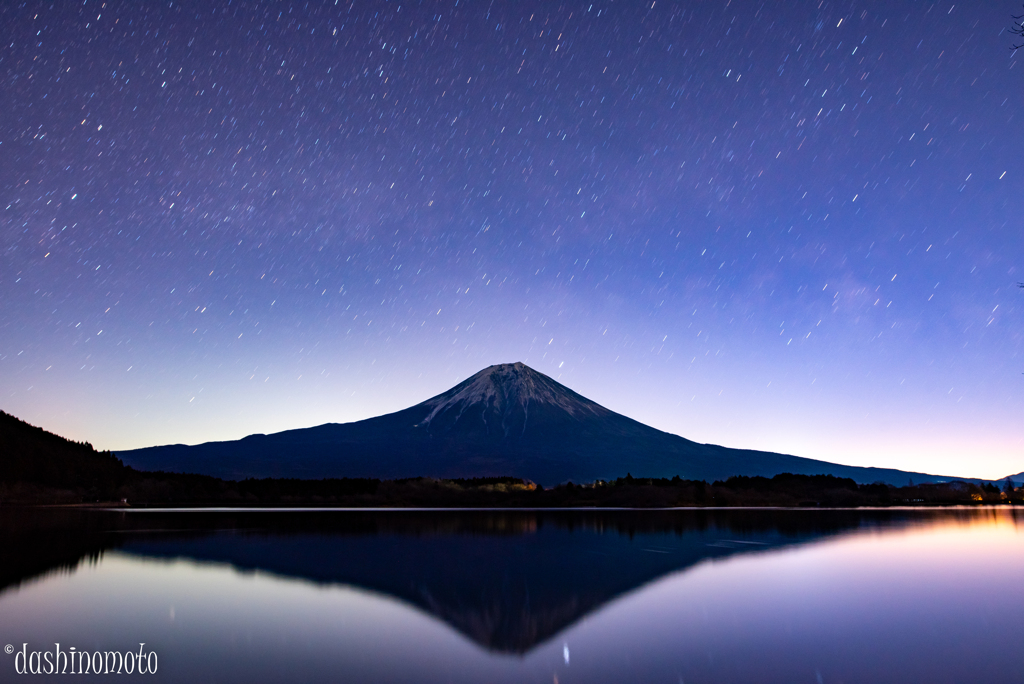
[[2, 0, 1022, 479]]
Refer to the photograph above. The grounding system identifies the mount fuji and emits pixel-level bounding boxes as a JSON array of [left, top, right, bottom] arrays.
[[118, 362, 960, 486]]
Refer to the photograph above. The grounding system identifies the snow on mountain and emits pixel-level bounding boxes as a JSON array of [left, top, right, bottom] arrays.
[[417, 362, 607, 435]]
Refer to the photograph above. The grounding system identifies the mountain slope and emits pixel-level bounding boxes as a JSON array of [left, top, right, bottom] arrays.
[[117, 362, 966, 486], [0, 410, 127, 491]]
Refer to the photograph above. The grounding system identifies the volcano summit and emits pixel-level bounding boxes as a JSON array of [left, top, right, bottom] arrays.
[[118, 362, 954, 486]]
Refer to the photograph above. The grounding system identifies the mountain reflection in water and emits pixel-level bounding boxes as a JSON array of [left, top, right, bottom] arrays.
[[1, 507, 1011, 656]]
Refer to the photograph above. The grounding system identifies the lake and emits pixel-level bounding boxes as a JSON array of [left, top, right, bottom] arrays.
[[1, 507, 1021, 683]]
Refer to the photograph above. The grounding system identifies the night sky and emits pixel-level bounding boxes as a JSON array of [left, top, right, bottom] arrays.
[[3, 0, 1022, 479]]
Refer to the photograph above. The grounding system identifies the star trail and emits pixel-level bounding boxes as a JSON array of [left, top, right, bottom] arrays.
[[2, 0, 1022, 478]]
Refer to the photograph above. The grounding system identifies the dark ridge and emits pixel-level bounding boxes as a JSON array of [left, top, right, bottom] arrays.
[[0, 410, 128, 496]]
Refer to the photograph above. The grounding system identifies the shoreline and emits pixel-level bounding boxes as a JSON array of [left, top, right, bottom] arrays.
[[4, 502, 1019, 512]]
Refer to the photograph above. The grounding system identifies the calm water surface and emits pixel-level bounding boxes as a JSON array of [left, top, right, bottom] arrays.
[[0, 507, 1021, 683]]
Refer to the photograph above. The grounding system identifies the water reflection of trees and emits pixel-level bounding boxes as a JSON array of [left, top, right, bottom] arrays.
[[3, 507, 1019, 652]]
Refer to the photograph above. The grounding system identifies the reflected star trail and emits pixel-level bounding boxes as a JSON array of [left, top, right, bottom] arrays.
[[1, 0, 1022, 478]]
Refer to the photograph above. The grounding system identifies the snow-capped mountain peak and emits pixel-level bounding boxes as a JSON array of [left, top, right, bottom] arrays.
[[417, 362, 607, 434]]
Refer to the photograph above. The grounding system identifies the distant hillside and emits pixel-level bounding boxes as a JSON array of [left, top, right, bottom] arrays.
[[0, 410, 127, 495], [119, 362, 972, 487]]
